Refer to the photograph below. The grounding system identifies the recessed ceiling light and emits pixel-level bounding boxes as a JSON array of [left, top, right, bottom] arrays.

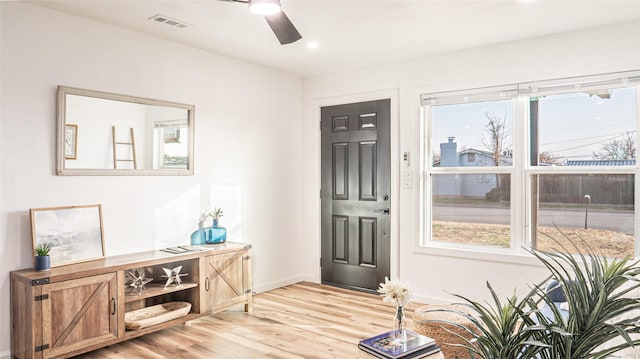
[[306, 41, 319, 50], [249, 0, 282, 16]]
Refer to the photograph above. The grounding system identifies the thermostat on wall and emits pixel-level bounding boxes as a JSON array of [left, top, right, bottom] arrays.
[[402, 151, 410, 167]]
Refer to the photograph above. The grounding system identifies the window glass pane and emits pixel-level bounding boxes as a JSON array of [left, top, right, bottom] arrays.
[[432, 174, 510, 248], [533, 174, 634, 258], [534, 87, 637, 165], [431, 100, 513, 167]]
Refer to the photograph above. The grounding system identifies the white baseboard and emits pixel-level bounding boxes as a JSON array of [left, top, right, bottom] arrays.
[[253, 274, 315, 294], [1, 350, 10, 359]]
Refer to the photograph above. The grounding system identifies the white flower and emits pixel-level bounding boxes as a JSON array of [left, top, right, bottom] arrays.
[[377, 277, 413, 307]]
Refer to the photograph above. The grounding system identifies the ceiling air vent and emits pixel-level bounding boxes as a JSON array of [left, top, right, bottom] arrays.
[[148, 14, 190, 29]]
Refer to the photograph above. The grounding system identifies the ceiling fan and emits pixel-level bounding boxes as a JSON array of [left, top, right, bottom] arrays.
[[219, 0, 302, 45]]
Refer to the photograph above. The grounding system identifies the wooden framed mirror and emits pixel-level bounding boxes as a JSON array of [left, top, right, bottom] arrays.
[[57, 86, 195, 175]]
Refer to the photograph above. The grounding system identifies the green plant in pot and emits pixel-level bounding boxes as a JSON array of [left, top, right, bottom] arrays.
[[527, 234, 640, 359], [428, 229, 640, 359], [430, 282, 549, 359], [34, 242, 53, 271]]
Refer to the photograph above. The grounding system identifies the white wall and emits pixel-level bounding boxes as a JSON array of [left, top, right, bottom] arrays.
[[0, 2, 304, 356], [301, 21, 640, 304]]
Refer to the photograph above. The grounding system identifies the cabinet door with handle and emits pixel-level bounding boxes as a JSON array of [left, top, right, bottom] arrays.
[[202, 249, 252, 312], [40, 272, 118, 358]]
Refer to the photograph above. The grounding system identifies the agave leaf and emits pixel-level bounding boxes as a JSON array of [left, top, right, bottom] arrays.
[[429, 282, 549, 358], [433, 227, 640, 359], [526, 228, 640, 359], [520, 324, 547, 332], [521, 340, 551, 348]]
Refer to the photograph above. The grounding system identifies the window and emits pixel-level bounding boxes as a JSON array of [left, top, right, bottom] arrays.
[[421, 72, 640, 257], [427, 95, 515, 249], [153, 120, 189, 169], [529, 86, 636, 257]]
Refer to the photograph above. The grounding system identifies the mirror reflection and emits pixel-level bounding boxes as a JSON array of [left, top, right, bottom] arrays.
[[57, 86, 194, 175]]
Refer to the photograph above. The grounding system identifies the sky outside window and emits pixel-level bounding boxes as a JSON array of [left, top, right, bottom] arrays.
[[537, 87, 637, 162], [430, 87, 637, 165], [431, 99, 513, 162]]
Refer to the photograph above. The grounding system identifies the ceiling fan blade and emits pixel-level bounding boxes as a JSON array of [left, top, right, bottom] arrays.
[[264, 11, 302, 45]]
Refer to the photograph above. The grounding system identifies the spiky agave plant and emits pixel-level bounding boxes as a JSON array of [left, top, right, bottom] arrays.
[[34, 242, 53, 256], [528, 230, 640, 359], [425, 228, 640, 359], [426, 282, 549, 359]]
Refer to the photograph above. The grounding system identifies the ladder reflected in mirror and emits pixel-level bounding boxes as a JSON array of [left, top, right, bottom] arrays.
[[112, 126, 137, 169]]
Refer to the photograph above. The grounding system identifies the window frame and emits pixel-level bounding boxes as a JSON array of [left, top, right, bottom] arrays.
[[418, 71, 640, 258]]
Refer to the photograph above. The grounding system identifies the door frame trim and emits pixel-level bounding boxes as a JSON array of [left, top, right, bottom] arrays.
[[314, 88, 400, 283]]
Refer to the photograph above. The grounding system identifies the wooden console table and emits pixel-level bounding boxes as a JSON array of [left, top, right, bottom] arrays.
[[11, 242, 252, 359]]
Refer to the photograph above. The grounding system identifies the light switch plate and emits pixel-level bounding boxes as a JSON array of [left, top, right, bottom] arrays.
[[402, 170, 413, 189]]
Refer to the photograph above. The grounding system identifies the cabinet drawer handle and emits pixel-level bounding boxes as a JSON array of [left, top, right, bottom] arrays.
[[205, 277, 210, 291], [111, 298, 116, 315]]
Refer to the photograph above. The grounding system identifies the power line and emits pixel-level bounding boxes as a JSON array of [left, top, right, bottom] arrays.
[[541, 130, 636, 147], [551, 131, 635, 153]]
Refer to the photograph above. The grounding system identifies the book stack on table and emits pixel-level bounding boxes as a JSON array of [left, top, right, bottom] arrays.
[[358, 330, 441, 359]]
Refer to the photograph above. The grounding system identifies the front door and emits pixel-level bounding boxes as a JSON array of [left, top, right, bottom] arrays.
[[320, 99, 391, 291]]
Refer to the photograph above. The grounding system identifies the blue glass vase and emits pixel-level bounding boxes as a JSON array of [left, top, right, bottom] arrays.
[[205, 219, 227, 244], [190, 224, 206, 245], [191, 219, 227, 245]]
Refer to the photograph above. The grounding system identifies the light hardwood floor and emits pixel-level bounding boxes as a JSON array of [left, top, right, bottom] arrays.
[[73, 282, 426, 359]]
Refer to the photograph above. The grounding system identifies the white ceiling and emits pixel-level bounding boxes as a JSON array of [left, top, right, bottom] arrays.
[[31, 0, 640, 77]]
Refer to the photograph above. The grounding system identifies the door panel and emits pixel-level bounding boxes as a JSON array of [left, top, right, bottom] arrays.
[[321, 99, 390, 291], [359, 141, 377, 201], [333, 215, 349, 263], [41, 273, 118, 358], [333, 143, 349, 200], [202, 250, 249, 311], [359, 217, 377, 267]]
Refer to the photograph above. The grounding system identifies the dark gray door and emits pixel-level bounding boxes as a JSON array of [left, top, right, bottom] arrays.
[[321, 99, 391, 291]]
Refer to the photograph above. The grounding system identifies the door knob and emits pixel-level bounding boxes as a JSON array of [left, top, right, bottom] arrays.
[[375, 208, 390, 215]]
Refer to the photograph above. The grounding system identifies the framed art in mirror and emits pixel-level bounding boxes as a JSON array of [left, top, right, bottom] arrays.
[[30, 204, 105, 267], [57, 86, 195, 175], [65, 124, 78, 160]]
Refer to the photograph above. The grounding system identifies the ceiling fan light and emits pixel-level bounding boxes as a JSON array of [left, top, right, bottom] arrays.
[[249, 0, 282, 16]]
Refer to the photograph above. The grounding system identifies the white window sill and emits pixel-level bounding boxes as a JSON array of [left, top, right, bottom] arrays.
[[413, 242, 544, 267]]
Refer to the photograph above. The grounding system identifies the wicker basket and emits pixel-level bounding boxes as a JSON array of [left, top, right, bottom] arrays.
[[125, 301, 191, 330], [413, 304, 477, 359]]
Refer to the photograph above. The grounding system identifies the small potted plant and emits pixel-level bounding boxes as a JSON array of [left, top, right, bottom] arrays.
[[34, 242, 53, 271]]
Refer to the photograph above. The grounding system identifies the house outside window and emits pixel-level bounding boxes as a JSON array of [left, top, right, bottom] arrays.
[[420, 71, 640, 258]]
